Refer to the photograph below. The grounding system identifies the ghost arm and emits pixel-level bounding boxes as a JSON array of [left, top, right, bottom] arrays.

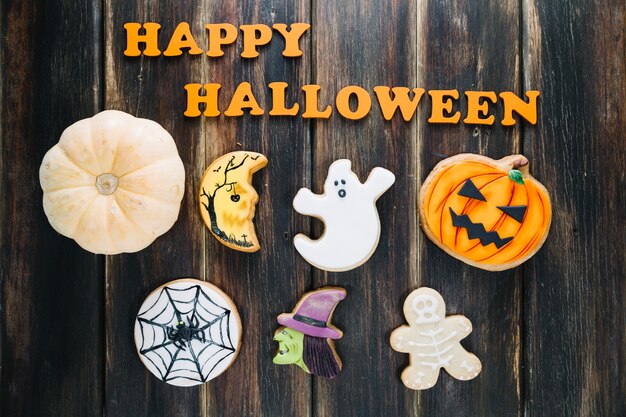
[[444, 315, 474, 338], [364, 167, 396, 199], [292, 188, 329, 218]]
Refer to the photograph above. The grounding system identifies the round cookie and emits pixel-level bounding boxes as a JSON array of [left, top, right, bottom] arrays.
[[134, 278, 242, 386]]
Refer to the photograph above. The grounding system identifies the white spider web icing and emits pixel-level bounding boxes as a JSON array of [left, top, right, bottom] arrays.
[[134, 281, 240, 387]]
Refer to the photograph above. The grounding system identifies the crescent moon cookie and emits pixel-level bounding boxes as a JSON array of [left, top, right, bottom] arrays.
[[390, 287, 481, 390], [39, 110, 185, 254], [134, 278, 242, 387], [292, 159, 395, 272], [419, 154, 552, 271], [273, 287, 346, 378], [199, 151, 268, 252]]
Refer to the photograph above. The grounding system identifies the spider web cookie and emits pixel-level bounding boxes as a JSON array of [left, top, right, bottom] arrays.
[[134, 278, 242, 387]]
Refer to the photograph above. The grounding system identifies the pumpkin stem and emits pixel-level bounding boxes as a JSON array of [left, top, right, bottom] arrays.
[[96, 173, 119, 195]]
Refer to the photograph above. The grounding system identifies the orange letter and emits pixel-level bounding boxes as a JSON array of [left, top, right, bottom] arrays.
[[240, 24, 273, 58], [206, 24, 238, 57], [268, 82, 299, 116], [500, 91, 540, 126], [301, 85, 332, 118], [184, 84, 221, 117], [163, 22, 202, 56], [124, 22, 161, 57], [428, 90, 461, 124], [224, 82, 264, 116], [336, 86, 372, 120], [374, 86, 424, 121], [272, 23, 310, 57], [463, 91, 497, 125]]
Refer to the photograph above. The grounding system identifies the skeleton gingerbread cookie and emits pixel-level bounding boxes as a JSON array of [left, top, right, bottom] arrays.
[[390, 287, 481, 390], [292, 159, 395, 272]]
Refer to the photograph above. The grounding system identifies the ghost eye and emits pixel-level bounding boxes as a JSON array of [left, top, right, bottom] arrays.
[[281, 330, 288, 335], [458, 179, 486, 201], [334, 180, 338, 186], [497, 205, 527, 223], [341, 179, 346, 185]]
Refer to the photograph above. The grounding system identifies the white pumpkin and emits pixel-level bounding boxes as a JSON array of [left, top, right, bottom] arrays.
[[39, 110, 185, 254]]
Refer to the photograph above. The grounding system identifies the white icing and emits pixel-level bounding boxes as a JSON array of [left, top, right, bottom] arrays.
[[411, 293, 441, 323], [133, 279, 241, 387], [292, 159, 395, 272]]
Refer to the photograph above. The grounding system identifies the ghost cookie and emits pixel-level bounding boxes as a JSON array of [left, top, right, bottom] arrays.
[[200, 151, 268, 252], [273, 287, 346, 378], [134, 278, 242, 386], [390, 287, 481, 390], [293, 159, 395, 272], [419, 154, 552, 271]]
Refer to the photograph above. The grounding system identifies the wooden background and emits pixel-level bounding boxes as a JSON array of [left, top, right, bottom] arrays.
[[1, 0, 624, 416]]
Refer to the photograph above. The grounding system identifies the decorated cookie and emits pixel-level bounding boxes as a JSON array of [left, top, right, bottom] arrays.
[[419, 154, 551, 271], [273, 287, 346, 378], [134, 278, 242, 386], [39, 110, 185, 254], [390, 287, 481, 390], [200, 151, 268, 252], [293, 159, 395, 272]]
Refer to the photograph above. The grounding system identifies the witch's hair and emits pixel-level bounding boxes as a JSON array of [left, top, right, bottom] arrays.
[[303, 335, 340, 378]]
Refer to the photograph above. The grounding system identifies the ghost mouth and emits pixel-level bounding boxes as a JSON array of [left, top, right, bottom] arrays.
[[279, 349, 289, 355], [449, 208, 513, 249], [338, 189, 346, 198]]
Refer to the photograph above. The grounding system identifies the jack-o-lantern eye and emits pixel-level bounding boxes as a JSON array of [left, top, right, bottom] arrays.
[[458, 179, 486, 201], [497, 205, 527, 223]]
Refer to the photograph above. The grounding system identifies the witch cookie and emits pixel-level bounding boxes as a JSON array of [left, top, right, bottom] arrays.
[[390, 287, 481, 390], [273, 287, 346, 378], [293, 159, 395, 272], [134, 278, 242, 386], [200, 151, 268, 252], [419, 154, 551, 271]]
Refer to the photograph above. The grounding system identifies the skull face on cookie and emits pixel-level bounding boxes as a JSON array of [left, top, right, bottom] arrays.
[[292, 159, 395, 272], [390, 287, 481, 390]]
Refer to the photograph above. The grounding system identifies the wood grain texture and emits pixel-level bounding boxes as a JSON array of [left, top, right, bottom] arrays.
[[0, 1, 103, 416], [310, 1, 418, 416], [201, 2, 311, 417], [103, 2, 207, 417], [416, 1, 523, 416], [522, 1, 626, 416]]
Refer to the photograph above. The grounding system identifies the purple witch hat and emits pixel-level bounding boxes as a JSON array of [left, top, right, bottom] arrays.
[[277, 287, 346, 340]]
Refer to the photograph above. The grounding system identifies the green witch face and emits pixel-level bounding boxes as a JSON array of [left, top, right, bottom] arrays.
[[272, 327, 309, 373]]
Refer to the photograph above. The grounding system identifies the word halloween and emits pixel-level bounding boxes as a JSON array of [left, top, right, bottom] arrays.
[[124, 22, 540, 125]]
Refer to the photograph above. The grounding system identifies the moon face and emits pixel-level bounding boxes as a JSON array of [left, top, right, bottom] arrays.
[[292, 159, 395, 271], [199, 151, 268, 252]]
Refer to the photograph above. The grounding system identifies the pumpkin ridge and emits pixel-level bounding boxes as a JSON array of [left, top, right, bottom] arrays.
[[70, 193, 101, 239], [54, 146, 100, 178], [110, 193, 155, 240]]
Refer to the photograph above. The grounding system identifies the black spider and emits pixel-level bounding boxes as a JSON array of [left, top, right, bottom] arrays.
[[167, 315, 206, 350]]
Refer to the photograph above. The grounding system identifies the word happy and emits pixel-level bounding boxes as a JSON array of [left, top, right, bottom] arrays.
[[124, 22, 540, 125]]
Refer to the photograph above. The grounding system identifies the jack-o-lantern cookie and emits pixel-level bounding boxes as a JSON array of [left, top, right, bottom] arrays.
[[419, 154, 551, 271], [273, 287, 346, 378], [134, 278, 242, 386], [199, 151, 268, 252]]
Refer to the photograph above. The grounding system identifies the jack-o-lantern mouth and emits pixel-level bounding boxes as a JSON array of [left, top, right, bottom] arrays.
[[449, 208, 513, 249]]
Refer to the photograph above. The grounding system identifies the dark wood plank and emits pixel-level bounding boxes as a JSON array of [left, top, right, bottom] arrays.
[[416, 1, 523, 416], [522, 1, 626, 416], [311, 1, 418, 416], [202, 2, 311, 417], [103, 3, 207, 417], [0, 1, 104, 416]]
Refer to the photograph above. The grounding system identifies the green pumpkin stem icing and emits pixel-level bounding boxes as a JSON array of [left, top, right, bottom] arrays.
[[508, 169, 525, 185]]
